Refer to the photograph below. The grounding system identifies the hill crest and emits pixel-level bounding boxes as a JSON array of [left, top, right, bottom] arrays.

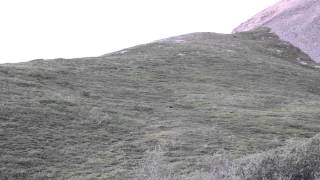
[[234, 0, 320, 63]]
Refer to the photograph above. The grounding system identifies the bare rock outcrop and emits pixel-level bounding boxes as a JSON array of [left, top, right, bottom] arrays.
[[234, 0, 320, 63]]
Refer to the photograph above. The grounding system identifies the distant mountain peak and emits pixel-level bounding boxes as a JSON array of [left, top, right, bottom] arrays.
[[234, 0, 320, 62]]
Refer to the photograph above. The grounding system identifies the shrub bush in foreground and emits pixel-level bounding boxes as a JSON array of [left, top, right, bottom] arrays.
[[135, 133, 320, 180]]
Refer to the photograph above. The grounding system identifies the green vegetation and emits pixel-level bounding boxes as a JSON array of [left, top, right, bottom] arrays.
[[0, 28, 320, 179], [135, 133, 320, 180]]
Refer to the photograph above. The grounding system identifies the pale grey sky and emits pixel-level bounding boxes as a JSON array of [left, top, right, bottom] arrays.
[[0, 0, 279, 63]]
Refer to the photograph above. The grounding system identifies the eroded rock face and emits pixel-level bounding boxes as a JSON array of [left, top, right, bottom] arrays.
[[234, 0, 320, 62]]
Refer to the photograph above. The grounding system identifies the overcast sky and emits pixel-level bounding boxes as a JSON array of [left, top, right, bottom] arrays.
[[0, 0, 279, 63]]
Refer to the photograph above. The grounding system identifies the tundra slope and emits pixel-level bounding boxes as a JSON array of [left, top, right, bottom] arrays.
[[1, 28, 320, 179], [234, 0, 320, 62]]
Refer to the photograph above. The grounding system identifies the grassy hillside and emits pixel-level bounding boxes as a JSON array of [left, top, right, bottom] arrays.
[[1, 28, 320, 179]]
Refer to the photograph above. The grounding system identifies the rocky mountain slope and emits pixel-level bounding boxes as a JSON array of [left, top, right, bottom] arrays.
[[233, 0, 320, 63], [1, 28, 320, 179]]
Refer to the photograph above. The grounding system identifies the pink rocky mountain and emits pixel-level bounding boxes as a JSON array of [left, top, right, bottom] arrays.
[[234, 0, 320, 62]]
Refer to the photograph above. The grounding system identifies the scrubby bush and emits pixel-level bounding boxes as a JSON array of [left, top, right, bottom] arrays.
[[134, 146, 179, 180], [234, 133, 320, 180], [135, 134, 320, 180]]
